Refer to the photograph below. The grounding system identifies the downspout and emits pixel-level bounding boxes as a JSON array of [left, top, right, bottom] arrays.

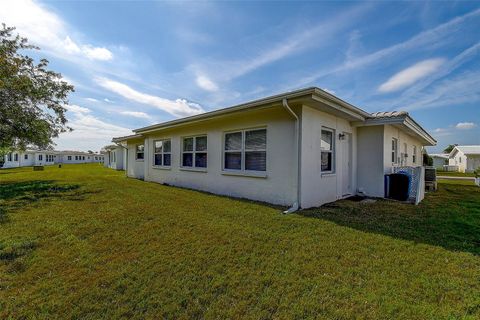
[[282, 98, 301, 214]]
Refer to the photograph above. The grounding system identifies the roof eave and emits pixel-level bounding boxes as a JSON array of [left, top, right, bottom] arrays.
[[112, 134, 143, 143], [403, 116, 436, 146], [133, 87, 370, 135]]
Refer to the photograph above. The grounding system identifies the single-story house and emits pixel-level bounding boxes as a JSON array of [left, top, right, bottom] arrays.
[[103, 145, 126, 170], [430, 154, 449, 170], [448, 146, 480, 173], [111, 87, 436, 209], [1, 150, 104, 169]]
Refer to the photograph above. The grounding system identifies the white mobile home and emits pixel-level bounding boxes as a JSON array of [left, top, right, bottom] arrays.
[[430, 154, 449, 170], [1, 150, 58, 168], [112, 88, 436, 209], [1, 150, 104, 169], [448, 146, 480, 173]]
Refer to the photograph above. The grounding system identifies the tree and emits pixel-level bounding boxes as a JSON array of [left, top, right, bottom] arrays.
[[423, 153, 433, 166], [0, 24, 74, 152], [443, 144, 457, 153]]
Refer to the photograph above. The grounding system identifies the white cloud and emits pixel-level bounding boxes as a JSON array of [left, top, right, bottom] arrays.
[[56, 105, 132, 151], [119, 111, 150, 119], [85, 98, 99, 102], [95, 77, 205, 117], [455, 122, 477, 130], [191, 4, 371, 84], [82, 46, 113, 61], [1, 0, 113, 61], [401, 70, 480, 111], [295, 8, 480, 86], [104, 98, 114, 103], [432, 127, 452, 137], [65, 104, 91, 114], [195, 74, 219, 92], [378, 58, 445, 93], [63, 36, 81, 54]]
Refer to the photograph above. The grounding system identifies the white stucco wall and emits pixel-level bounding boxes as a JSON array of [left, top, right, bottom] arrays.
[[355, 124, 424, 198], [449, 150, 467, 172], [466, 155, 480, 173], [134, 106, 297, 206], [299, 105, 357, 208], [104, 148, 124, 170], [432, 156, 448, 170], [126, 140, 145, 179], [383, 124, 423, 173], [357, 125, 385, 197], [33, 153, 56, 166], [1, 152, 35, 168]]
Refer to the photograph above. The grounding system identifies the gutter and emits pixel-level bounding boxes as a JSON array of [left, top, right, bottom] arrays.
[[282, 98, 300, 214]]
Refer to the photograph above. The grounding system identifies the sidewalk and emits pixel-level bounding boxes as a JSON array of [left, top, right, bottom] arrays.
[[437, 176, 475, 181]]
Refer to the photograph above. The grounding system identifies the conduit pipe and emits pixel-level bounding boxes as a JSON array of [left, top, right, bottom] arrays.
[[282, 98, 300, 214]]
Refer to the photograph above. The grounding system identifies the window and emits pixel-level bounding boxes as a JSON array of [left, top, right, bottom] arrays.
[[7, 153, 12, 161], [153, 139, 171, 167], [391, 138, 398, 164], [38, 154, 43, 161], [68, 156, 72, 160], [321, 128, 335, 173], [459, 157, 462, 163], [136, 145, 144, 160], [14, 153, 18, 161], [224, 128, 266, 172], [82, 156, 85, 160], [46, 154, 54, 162], [412, 146, 417, 163], [24, 154, 28, 160], [182, 136, 207, 168]]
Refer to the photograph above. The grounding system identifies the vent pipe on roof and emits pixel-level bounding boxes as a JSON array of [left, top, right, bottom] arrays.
[[282, 98, 300, 214]]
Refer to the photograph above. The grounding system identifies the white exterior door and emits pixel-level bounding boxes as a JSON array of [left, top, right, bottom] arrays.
[[341, 132, 352, 196]]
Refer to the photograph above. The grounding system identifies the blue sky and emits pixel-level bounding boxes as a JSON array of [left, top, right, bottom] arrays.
[[2, 0, 480, 152]]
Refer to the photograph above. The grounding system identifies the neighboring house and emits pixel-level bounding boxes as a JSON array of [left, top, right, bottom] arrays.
[[56, 151, 104, 164], [111, 87, 436, 209], [103, 145, 125, 170], [430, 154, 449, 170], [1, 150, 104, 169], [448, 146, 480, 173]]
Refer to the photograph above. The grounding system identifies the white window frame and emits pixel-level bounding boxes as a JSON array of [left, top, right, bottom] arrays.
[[222, 127, 267, 173], [14, 153, 18, 162], [412, 146, 417, 164], [153, 139, 172, 168], [38, 154, 43, 161], [24, 154, 28, 160], [7, 153, 12, 161], [181, 135, 207, 169], [320, 127, 335, 174], [392, 138, 398, 164], [135, 145, 144, 161]]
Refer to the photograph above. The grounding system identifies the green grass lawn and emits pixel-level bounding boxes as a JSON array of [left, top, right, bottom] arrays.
[[437, 171, 476, 177], [0, 164, 479, 319]]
